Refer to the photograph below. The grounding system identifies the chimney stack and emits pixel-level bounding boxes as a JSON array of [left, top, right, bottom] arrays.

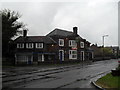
[[23, 30, 27, 37], [73, 27, 78, 35]]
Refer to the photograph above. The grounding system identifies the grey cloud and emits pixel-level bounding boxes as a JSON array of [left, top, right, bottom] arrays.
[[1, 1, 118, 46]]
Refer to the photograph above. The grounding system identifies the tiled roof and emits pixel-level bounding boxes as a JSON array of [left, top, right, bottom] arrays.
[[46, 28, 91, 43], [46, 28, 74, 37], [14, 28, 91, 44], [14, 36, 56, 44]]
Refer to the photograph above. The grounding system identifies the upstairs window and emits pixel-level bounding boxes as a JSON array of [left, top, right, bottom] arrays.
[[80, 42, 84, 48], [36, 43, 43, 48], [69, 40, 77, 47], [17, 43, 24, 48], [59, 39, 64, 46], [26, 43, 33, 48]]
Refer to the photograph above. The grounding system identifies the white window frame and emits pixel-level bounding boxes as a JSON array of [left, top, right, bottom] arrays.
[[80, 42, 84, 48], [69, 50, 77, 59], [59, 39, 64, 46], [17, 43, 24, 48], [26, 43, 33, 48], [69, 40, 77, 47], [36, 43, 43, 48]]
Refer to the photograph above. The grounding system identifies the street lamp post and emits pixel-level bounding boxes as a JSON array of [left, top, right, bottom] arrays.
[[102, 35, 108, 60]]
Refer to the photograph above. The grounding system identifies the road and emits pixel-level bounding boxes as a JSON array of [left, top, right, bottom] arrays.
[[2, 59, 119, 89]]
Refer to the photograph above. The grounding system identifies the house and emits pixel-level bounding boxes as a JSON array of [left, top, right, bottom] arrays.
[[14, 27, 93, 64], [91, 44, 119, 60], [14, 30, 57, 64], [90, 44, 103, 60], [105, 46, 119, 59], [46, 27, 93, 62], [91, 44, 103, 57]]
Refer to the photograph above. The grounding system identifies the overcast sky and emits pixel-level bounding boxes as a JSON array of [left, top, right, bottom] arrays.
[[1, 0, 119, 46]]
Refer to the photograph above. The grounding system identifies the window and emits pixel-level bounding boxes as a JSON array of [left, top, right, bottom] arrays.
[[59, 39, 64, 46], [69, 50, 77, 59], [26, 43, 33, 48], [80, 42, 84, 48], [16, 55, 33, 63], [38, 54, 44, 62], [36, 43, 43, 48], [17, 55, 27, 62], [17, 43, 24, 48], [69, 40, 77, 47]]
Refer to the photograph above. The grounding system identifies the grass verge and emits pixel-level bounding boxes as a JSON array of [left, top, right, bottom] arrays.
[[95, 73, 120, 89]]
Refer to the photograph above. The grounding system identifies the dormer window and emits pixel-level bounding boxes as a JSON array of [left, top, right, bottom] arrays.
[[59, 39, 64, 46], [17, 43, 24, 48], [26, 43, 33, 48], [36, 43, 43, 48], [80, 42, 84, 48], [69, 40, 77, 47]]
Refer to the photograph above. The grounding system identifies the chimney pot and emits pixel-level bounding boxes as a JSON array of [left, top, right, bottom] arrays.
[[23, 30, 27, 37], [73, 27, 78, 35]]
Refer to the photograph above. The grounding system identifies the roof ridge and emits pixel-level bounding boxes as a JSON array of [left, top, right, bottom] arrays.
[[27, 36, 46, 37], [54, 28, 73, 33], [46, 29, 56, 36]]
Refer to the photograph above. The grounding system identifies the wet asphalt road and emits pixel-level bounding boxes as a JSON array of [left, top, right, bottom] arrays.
[[2, 59, 119, 89]]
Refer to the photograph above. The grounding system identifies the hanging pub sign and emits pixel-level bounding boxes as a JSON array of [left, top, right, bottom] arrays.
[[72, 46, 77, 50]]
